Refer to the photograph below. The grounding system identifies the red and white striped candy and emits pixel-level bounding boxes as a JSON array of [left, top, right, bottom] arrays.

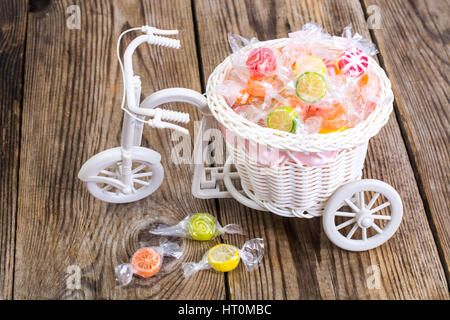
[[246, 48, 277, 78], [336, 47, 369, 78]]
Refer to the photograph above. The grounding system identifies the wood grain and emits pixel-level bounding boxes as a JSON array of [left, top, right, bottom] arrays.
[[361, 0, 450, 274], [0, 0, 27, 300], [193, 0, 449, 299], [5, 0, 449, 300], [14, 0, 224, 299]]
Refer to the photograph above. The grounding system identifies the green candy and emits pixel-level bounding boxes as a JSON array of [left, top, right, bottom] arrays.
[[188, 213, 217, 241]]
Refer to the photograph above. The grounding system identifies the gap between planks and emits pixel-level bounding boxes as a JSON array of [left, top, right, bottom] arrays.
[[190, 0, 231, 300], [11, 12, 28, 302]]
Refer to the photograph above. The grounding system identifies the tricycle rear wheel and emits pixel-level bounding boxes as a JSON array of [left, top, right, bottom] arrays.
[[322, 179, 403, 251]]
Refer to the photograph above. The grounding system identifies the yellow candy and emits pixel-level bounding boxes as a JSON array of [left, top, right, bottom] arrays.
[[319, 127, 347, 134], [208, 244, 240, 272], [294, 56, 326, 76], [188, 213, 217, 241]]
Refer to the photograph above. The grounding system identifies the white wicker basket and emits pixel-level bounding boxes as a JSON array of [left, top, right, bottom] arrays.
[[206, 38, 394, 218]]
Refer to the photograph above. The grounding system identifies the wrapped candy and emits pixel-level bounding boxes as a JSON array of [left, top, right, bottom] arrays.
[[115, 238, 183, 287], [228, 33, 259, 53], [335, 47, 369, 78], [149, 213, 244, 241], [340, 24, 379, 56], [182, 238, 264, 277], [216, 23, 381, 138], [246, 47, 277, 78]]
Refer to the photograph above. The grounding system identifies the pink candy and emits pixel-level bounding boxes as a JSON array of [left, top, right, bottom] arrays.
[[246, 48, 277, 78], [336, 47, 368, 78]]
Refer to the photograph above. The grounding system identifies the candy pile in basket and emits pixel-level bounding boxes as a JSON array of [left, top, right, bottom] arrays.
[[214, 23, 380, 137]]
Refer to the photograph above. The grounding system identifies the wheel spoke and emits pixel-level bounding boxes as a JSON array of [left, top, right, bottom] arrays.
[[133, 178, 149, 186], [362, 228, 367, 241], [346, 224, 359, 239], [132, 164, 147, 174], [344, 198, 360, 213], [367, 192, 380, 210], [133, 172, 153, 178], [371, 223, 383, 234], [359, 192, 365, 209], [100, 170, 117, 177], [115, 163, 122, 175], [372, 214, 391, 220], [102, 184, 114, 192], [336, 218, 356, 231], [335, 211, 356, 218], [370, 201, 391, 214]]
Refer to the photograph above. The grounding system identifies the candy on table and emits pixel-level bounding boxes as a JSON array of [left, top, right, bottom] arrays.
[[182, 238, 264, 277], [149, 213, 244, 241], [246, 47, 277, 78], [188, 213, 217, 240], [115, 238, 183, 287], [132, 247, 162, 277], [335, 47, 369, 78]]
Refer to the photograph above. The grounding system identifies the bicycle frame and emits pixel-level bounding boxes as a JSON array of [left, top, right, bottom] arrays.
[[119, 33, 213, 195]]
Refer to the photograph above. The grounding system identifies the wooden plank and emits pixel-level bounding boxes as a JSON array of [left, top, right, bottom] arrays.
[[0, 0, 27, 300], [15, 0, 224, 299], [194, 0, 449, 299], [361, 0, 450, 274]]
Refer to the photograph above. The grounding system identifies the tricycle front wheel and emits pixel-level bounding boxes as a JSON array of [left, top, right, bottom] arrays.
[[79, 147, 164, 203]]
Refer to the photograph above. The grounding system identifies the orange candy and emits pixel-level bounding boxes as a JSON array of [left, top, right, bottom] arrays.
[[131, 247, 162, 278], [319, 126, 347, 134], [322, 104, 348, 132], [358, 74, 369, 87], [246, 76, 283, 98], [246, 78, 267, 97], [246, 77, 275, 97], [304, 103, 348, 133], [236, 90, 250, 104]]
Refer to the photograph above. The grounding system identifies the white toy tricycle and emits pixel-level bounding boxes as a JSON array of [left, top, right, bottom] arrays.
[[79, 27, 402, 252]]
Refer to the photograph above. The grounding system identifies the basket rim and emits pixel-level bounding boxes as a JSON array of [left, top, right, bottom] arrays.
[[206, 38, 394, 153]]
